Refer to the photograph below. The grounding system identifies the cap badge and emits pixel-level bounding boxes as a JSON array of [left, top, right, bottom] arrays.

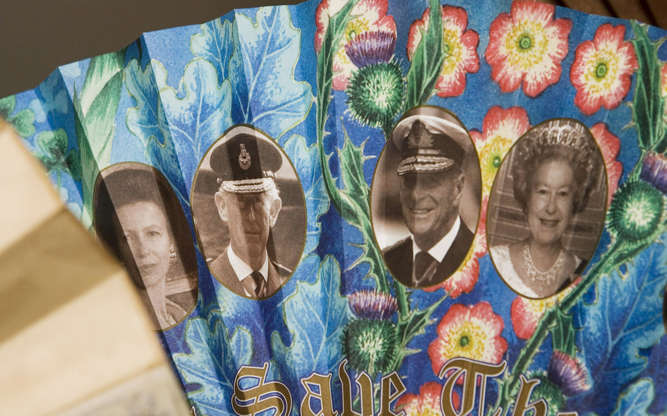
[[406, 120, 434, 149], [238, 144, 251, 170]]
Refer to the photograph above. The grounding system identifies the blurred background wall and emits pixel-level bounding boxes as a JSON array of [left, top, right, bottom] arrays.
[[0, 0, 664, 97]]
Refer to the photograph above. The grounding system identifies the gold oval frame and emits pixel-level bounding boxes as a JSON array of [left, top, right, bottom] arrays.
[[369, 105, 483, 290], [189, 124, 307, 301], [486, 117, 610, 300]]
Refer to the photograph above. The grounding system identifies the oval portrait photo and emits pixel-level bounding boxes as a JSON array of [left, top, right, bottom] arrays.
[[93, 162, 198, 330], [191, 125, 306, 300], [371, 106, 482, 289], [487, 118, 608, 299]]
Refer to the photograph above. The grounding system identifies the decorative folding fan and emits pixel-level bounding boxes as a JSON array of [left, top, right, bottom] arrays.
[[2, 0, 666, 414]]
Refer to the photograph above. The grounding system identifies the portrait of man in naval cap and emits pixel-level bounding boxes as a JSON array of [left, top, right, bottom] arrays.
[[371, 106, 481, 288], [191, 125, 306, 299]]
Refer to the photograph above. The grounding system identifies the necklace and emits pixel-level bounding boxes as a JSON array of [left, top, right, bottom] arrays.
[[522, 244, 565, 286]]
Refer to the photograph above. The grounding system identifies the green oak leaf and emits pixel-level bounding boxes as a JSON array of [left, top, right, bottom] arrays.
[[0, 95, 36, 138], [316, 0, 359, 138], [550, 308, 576, 357], [0, 96, 12, 117], [405, 0, 445, 109], [8, 108, 35, 138], [72, 51, 124, 226], [35, 129, 70, 172], [630, 22, 666, 155]]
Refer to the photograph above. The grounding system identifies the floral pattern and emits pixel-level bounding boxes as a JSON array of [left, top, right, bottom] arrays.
[[344, 31, 396, 67], [348, 290, 398, 320], [395, 382, 459, 415], [485, 1, 571, 97], [6, 2, 667, 414], [406, 6, 479, 97], [427, 248, 479, 298], [315, 0, 396, 90], [571, 24, 638, 115], [470, 106, 531, 196], [641, 152, 667, 194], [343, 318, 397, 376], [548, 351, 591, 396], [607, 180, 665, 246], [589, 122, 622, 205], [346, 60, 405, 127], [475, 195, 489, 257], [511, 281, 578, 340], [428, 302, 508, 377]]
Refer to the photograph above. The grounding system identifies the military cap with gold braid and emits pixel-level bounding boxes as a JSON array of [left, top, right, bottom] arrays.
[[391, 106, 470, 176], [210, 125, 282, 194]]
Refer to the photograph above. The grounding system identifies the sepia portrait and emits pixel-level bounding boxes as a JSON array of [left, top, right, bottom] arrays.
[[93, 162, 198, 330], [487, 118, 608, 299], [191, 125, 306, 299], [371, 106, 482, 288]]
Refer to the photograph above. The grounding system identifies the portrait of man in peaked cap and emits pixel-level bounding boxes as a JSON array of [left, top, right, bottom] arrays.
[[371, 106, 481, 288], [191, 125, 306, 299]]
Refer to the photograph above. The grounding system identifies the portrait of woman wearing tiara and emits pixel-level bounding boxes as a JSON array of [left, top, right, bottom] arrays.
[[487, 119, 607, 299]]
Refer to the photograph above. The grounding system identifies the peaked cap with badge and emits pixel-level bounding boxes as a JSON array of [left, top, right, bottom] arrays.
[[206, 125, 293, 299], [391, 106, 471, 176], [383, 106, 476, 288], [209, 125, 283, 194]]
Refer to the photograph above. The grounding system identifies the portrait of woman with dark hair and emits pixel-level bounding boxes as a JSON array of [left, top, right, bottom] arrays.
[[488, 119, 607, 299], [93, 163, 198, 329]]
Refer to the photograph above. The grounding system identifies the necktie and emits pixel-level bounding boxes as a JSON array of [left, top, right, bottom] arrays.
[[250, 271, 266, 297], [414, 251, 437, 286]]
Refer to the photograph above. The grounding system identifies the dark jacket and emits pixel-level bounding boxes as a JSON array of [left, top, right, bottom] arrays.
[[208, 247, 291, 299], [383, 223, 474, 288]]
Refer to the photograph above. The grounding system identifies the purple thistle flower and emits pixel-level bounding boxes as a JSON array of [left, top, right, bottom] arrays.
[[348, 290, 398, 320], [547, 351, 591, 396], [640, 151, 667, 194], [345, 31, 396, 68]]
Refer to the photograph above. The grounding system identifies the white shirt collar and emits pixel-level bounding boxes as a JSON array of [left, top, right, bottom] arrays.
[[227, 245, 269, 283], [412, 216, 461, 263]]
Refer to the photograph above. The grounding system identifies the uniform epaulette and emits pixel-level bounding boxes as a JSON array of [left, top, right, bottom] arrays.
[[271, 260, 293, 276]]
